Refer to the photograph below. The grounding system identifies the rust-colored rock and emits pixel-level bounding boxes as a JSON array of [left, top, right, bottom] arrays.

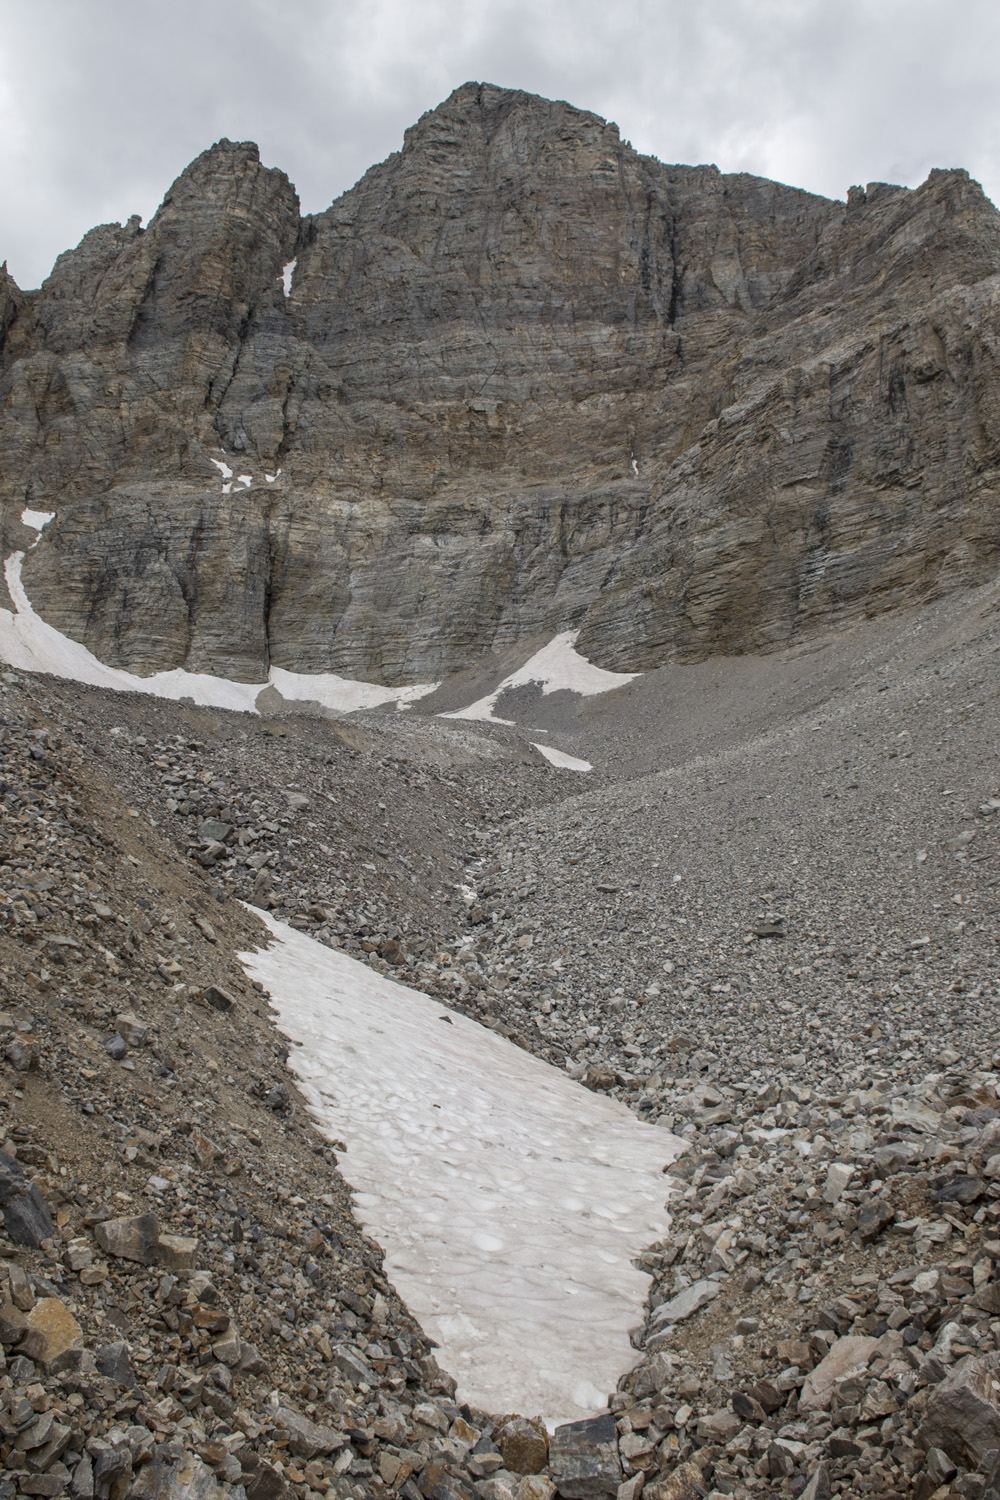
[[18, 1296, 84, 1371], [494, 1414, 549, 1475]]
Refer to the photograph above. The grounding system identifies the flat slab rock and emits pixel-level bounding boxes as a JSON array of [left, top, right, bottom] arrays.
[[649, 1278, 722, 1330], [798, 1335, 880, 1412]]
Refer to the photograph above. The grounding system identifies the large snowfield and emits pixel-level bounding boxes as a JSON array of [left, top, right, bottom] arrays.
[[240, 911, 685, 1424]]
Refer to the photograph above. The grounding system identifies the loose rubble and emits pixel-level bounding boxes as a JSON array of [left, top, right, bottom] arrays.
[[7, 576, 1000, 1499]]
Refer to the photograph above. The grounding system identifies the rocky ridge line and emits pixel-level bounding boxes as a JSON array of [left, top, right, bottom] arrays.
[[3, 86, 1000, 683]]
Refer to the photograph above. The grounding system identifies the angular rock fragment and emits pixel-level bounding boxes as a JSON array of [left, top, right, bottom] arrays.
[[548, 1413, 620, 1497], [94, 1342, 137, 1390], [644, 1462, 705, 1500], [129, 1452, 224, 1500], [156, 1233, 198, 1271], [0, 1155, 54, 1248], [648, 1278, 721, 1329], [857, 1196, 894, 1242], [798, 1336, 879, 1412], [203, 985, 236, 1012], [95, 1212, 159, 1264], [918, 1355, 1000, 1469], [18, 1297, 84, 1372], [272, 1406, 344, 1460]]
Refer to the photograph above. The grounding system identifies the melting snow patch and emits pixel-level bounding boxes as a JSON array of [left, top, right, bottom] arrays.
[[240, 910, 684, 1424], [21, 510, 55, 534], [236, 474, 252, 489], [281, 259, 297, 298], [444, 630, 638, 722], [21, 510, 55, 552], [0, 552, 261, 710], [210, 458, 233, 481], [533, 743, 592, 772], [268, 666, 438, 715], [0, 550, 439, 718]]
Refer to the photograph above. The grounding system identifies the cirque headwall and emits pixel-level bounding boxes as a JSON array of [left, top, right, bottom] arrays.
[[3, 81, 1000, 684]]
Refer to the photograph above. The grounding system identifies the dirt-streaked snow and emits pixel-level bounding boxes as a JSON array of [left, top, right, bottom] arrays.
[[268, 666, 438, 715], [533, 743, 592, 772], [444, 630, 638, 723], [240, 910, 684, 1423]]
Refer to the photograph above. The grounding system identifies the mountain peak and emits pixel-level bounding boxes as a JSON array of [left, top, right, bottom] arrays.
[[3, 87, 1000, 689]]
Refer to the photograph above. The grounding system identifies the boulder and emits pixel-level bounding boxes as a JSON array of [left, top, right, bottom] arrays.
[[798, 1336, 880, 1412], [495, 1416, 549, 1476], [918, 1355, 1000, 1469], [129, 1452, 226, 1500], [0, 1155, 54, 1248], [548, 1414, 620, 1497], [95, 1213, 159, 1264], [18, 1297, 84, 1372]]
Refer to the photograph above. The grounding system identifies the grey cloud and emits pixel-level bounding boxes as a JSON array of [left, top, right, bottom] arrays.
[[2, 0, 999, 287]]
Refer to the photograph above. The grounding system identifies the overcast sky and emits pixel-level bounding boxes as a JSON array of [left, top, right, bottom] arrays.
[[2, 0, 998, 288]]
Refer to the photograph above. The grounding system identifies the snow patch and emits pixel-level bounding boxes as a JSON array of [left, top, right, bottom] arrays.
[[236, 474, 252, 489], [21, 510, 55, 533], [0, 550, 440, 718], [444, 630, 638, 723], [281, 259, 296, 298], [21, 510, 55, 553], [239, 911, 684, 1423], [268, 666, 438, 715], [533, 743, 592, 772], [0, 552, 261, 710], [210, 458, 233, 480]]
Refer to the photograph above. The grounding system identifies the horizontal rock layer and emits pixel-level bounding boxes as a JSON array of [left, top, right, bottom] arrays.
[[2, 83, 1000, 681]]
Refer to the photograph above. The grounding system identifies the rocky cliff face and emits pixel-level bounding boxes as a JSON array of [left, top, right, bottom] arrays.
[[3, 82, 1000, 683]]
